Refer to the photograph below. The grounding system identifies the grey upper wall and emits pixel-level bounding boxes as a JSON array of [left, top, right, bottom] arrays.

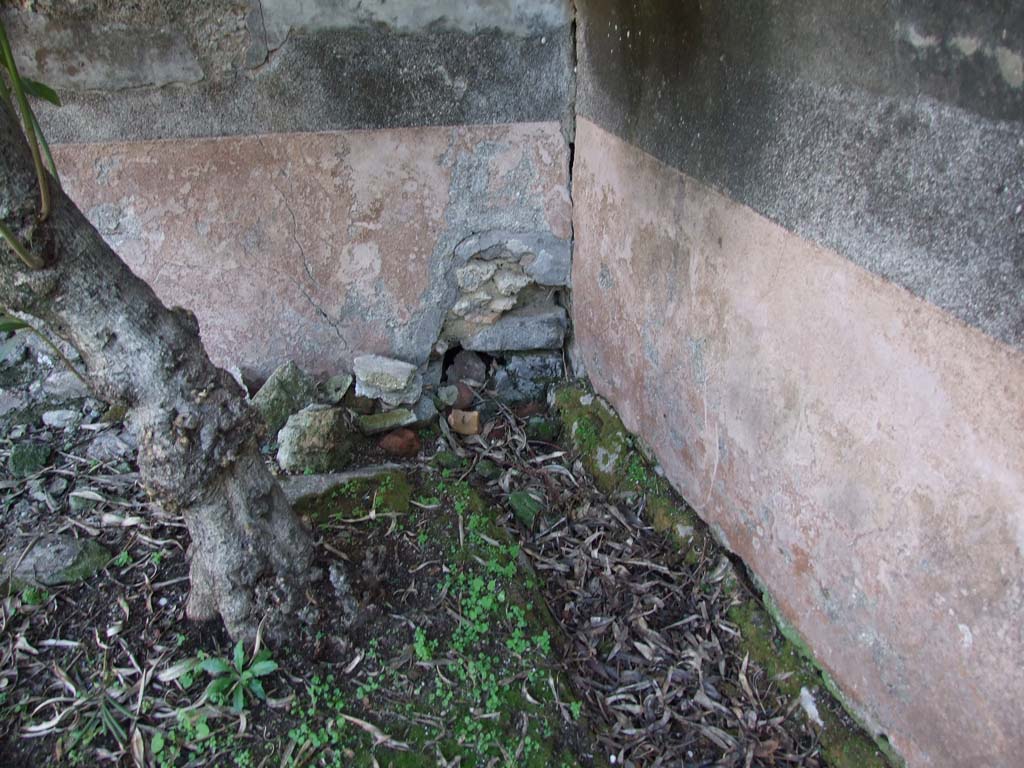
[[576, 0, 1024, 349], [2, 0, 573, 142]]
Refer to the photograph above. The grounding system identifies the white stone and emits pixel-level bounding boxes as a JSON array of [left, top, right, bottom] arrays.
[[452, 291, 493, 317], [353, 355, 416, 392], [42, 409, 80, 429], [493, 268, 532, 296], [456, 262, 497, 291]]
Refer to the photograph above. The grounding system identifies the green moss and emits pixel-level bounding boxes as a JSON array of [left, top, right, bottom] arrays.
[[293, 472, 411, 524], [355, 409, 416, 435], [101, 403, 129, 424], [551, 385, 632, 494], [9, 442, 51, 477], [728, 596, 895, 768], [473, 459, 502, 481], [508, 491, 542, 528], [294, 479, 367, 523], [525, 415, 561, 442], [3, 539, 110, 592], [64, 540, 113, 583], [431, 451, 467, 470], [647, 494, 697, 535], [372, 472, 412, 514]]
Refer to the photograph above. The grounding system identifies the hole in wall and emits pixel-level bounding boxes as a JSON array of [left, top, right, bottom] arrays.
[[440, 343, 495, 385]]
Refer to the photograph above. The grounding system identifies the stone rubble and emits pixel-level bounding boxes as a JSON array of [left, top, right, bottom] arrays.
[[378, 428, 421, 458], [252, 360, 317, 436], [447, 349, 487, 385], [448, 409, 480, 436], [463, 305, 568, 352], [437, 385, 459, 407], [443, 230, 571, 351], [455, 261, 497, 291], [452, 381, 475, 410], [321, 373, 354, 405], [276, 405, 355, 473], [453, 230, 571, 286], [353, 354, 422, 407], [1, 534, 111, 591], [356, 408, 417, 436], [410, 396, 439, 427], [85, 430, 136, 462], [41, 409, 81, 430], [492, 352, 564, 403], [2, 297, 572, 492], [423, 359, 443, 391]]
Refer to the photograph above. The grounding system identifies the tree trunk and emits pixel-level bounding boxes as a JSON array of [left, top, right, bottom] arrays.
[[0, 101, 315, 644]]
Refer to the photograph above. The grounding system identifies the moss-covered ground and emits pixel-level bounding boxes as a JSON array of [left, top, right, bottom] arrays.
[[161, 468, 598, 767], [284, 468, 598, 768]]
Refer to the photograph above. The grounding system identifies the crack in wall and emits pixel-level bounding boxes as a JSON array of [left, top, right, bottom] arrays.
[[278, 191, 350, 349]]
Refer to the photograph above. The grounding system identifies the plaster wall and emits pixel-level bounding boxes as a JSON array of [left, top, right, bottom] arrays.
[[572, 1, 1024, 766], [576, 0, 1024, 348], [1, 1, 574, 377], [5, 1, 1024, 763], [53, 123, 570, 379], [572, 118, 1024, 767]]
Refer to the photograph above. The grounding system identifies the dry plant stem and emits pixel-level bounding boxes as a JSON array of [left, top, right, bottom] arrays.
[[30, 109, 60, 184], [0, 99, 316, 644], [0, 22, 49, 222]]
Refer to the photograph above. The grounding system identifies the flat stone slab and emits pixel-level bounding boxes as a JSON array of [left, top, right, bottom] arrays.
[[252, 361, 317, 437], [354, 355, 417, 391], [354, 355, 423, 406], [280, 464, 403, 505], [276, 405, 355, 473], [455, 230, 571, 287], [463, 304, 568, 352], [2, 534, 111, 590], [356, 408, 417, 435]]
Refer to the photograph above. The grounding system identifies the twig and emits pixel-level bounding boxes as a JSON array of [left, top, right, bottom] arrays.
[[5, 311, 92, 392], [0, 219, 43, 270]]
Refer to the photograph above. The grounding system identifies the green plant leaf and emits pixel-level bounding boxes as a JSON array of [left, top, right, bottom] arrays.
[[99, 700, 127, 744], [200, 657, 231, 676], [204, 676, 234, 703], [247, 660, 278, 677], [232, 685, 244, 712], [233, 640, 245, 672], [248, 678, 266, 701], [151, 731, 165, 755], [21, 77, 61, 106], [0, 313, 28, 333]]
